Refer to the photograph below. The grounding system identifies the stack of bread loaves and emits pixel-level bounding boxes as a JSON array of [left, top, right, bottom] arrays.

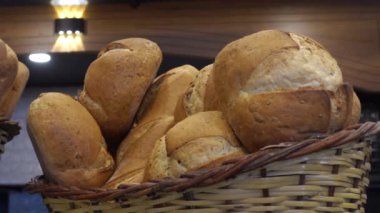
[[27, 29, 361, 189]]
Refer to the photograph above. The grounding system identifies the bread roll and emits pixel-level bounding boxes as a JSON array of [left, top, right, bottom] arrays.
[[0, 39, 18, 106], [145, 111, 246, 181], [105, 117, 174, 188], [181, 64, 219, 116], [27, 92, 115, 188], [0, 62, 29, 118], [213, 29, 360, 152], [106, 65, 198, 188], [79, 38, 162, 150], [135, 65, 198, 126]]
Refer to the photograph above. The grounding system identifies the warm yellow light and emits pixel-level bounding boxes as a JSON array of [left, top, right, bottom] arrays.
[[54, 5, 87, 18], [52, 34, 85, 52], [51, 0, 88, 18]]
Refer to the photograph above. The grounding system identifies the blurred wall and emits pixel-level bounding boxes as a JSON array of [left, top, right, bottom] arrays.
[[0, 0, 380, 91]]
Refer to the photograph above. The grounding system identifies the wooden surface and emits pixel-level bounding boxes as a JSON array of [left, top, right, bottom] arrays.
[[0, 0, 380, 91]]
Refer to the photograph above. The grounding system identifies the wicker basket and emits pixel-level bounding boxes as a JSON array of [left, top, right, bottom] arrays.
[[27, 121, 380, 212], [0, 118, 20, 157]]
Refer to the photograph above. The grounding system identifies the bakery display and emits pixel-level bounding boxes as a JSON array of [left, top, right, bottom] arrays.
[[212, 29, 360, 152], [26, 30, 366, 197], [78, 38, 162, 151], [27, 92, 115, 188]]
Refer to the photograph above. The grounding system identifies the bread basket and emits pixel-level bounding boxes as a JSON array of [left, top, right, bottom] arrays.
[[26, 121, 380, 212], [0, 118, 20, 158]]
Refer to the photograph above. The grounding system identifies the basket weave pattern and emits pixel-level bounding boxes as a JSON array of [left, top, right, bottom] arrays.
[[27, 122, 380, 212]]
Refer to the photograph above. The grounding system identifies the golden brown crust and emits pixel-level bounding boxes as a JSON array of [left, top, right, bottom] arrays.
[[106, 117, 175, 188], [27, 92, 115, 188], [203, 65, 219, 111], [145, 111, 246, 181], [213, 30, 348, 152], [0, 62, 29, 118], [0, 39, 18, 106], [79, 38, 162, 149], [213, 30, 299, 109], [182, 64, 219, 116], [173, 94, 188, 123], [166, 111, 241, 155], [135, 65, 198, 126], [229, 89, 332, 152], [346, 91, 361, 126]]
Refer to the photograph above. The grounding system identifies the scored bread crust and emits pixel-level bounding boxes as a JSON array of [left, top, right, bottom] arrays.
[[79, 38, 162, 148], [0, 39, 18, 106], [27, 92, 115, 188], [144, 111, 246, 181], [135, 65, 198, 126], [212, 30, 358, 152]]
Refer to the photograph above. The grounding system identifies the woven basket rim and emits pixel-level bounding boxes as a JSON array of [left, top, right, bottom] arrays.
[[26, 121, 380, 202]]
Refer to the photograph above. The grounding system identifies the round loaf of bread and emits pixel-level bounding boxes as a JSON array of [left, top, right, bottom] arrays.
[[27, 92, 115, 188], [0, 39, 18, 106], [0, 62, 29, 118], [79, 38, 162, 151], [213, 30, 360, 152], [144, 111, 246, 181]]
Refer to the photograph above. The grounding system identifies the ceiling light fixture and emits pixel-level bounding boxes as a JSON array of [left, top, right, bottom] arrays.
[[29, 53, 51, 63]]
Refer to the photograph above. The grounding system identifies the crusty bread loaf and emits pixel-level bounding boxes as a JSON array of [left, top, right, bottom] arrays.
[[105, 117, 174, 188], [79, 38, 162, 150], [145, 111, 246, 181], [135, 65, 198, 126], [0, 39, 18, 106], [213, 30, 360, 152], [106, 65, 198, 188], [0, 62, 29, 118], [27, 92, 115, 188]]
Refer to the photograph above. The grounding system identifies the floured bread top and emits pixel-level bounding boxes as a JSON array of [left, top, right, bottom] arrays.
[[243, 32, 342, 95]]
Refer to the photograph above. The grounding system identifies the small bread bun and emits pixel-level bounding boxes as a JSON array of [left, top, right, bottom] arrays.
[[145, 111, 246, 181], [27, 92, 115, 188]]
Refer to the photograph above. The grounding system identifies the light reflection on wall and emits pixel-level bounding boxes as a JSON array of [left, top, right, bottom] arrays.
[[52, 34, 85, 52], [54, 5, 87, 19]]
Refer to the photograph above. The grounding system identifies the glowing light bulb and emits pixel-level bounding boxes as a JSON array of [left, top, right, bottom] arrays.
[[29, 53, 51, 63]]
